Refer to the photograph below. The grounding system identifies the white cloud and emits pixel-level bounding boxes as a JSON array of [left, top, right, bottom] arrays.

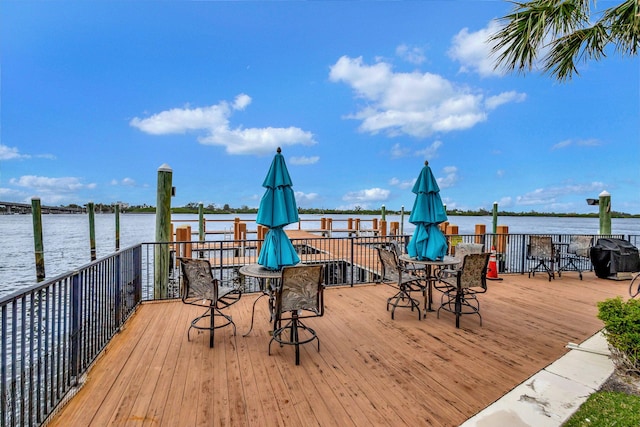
[[0, 144, 30, 160], [329, 55, 524, 138], [437, 166, 458, 189], [130, 94, 317, 155], [396, 44, 426, 65], [551, 138, 601, 150], [389, 177, 415, 190], [110, 177, 136, 186], [448, 20, 503, 77], [516, 182, 607, 206], [497, 196, 513, 208], [415, 140, 443, 159], [289, 156, 319, 165], [342, 187, 390, 203], [10, 175, 96, 191], [485, 91, 527, 110], [295, 191, 319, 207], [449, 19, 552, 78], [8, 175, 97, 204], [390, 143, 411, 159], [232, 93, 251, 110]]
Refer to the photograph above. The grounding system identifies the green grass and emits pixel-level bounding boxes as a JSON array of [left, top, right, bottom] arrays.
[[563, 391, 640, 427]]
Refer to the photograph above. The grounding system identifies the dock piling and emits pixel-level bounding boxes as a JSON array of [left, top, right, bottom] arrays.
[[88, 202, 96, 261], [155, 164, 173, 299], [31, 197, 45, 281], [115, 204, 120, 251]]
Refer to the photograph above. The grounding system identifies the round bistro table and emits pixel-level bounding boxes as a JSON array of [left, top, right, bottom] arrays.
[[239, 264, 284, 336], [398, 254, 458, 315]]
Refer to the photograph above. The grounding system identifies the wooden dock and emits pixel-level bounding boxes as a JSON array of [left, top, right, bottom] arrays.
[[46, 272, 629, 426]]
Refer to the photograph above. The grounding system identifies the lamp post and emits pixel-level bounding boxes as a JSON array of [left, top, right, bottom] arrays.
[[586, 190, 611, 235]]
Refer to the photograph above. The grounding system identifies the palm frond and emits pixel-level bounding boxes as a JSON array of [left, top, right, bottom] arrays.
[[602, 0, 640, 55], [544, 24, 609, 80], [490, 0, 590, 75]]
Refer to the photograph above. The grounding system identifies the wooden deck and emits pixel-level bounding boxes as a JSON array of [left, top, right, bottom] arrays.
[[47, 272, 630, 427]]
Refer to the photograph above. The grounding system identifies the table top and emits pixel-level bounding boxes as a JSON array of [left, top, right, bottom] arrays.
[[239, 264, 283, 279], [399, 254, 458, 266]]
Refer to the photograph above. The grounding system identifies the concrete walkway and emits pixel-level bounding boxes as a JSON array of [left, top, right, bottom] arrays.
[[461, 331, 614, 427]]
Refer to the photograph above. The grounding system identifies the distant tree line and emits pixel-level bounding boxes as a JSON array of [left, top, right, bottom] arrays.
[[54, 203, 640, 218]]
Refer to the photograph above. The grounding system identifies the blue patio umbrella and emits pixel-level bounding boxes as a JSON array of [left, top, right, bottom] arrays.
[[406, 161, 449, 261], [256, 147, 301, 270]]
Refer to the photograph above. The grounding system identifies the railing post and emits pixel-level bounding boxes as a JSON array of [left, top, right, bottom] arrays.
[[114, 253, 122, 328], [70, 272, 82, 383], [520, 234, 527, 273], [350, 237, 355, 286], [134, 245, 142, 303]]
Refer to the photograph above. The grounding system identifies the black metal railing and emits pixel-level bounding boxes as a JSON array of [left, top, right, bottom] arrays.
[[137, 233, 636, 299], [0, 246, 141, 427], [2, 232, 639, 426]]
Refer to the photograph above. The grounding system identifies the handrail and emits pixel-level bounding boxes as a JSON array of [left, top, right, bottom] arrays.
[[1, 245, 142, 427]]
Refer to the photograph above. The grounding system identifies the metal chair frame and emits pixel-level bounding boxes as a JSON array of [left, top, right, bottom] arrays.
[[178, 257, 241, 348], [527, 236, 556, 281], [377, 247, 426, 320], [437, 252, 490, 328], [269, 264, 325, 365], [558, 235, 593, 280]]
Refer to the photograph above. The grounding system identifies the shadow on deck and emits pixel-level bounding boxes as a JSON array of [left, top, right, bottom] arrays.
[[47, 272, 629, 427]]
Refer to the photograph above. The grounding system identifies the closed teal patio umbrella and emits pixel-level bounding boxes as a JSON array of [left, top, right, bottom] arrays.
[[406, 161, 448, 261], [256, 147, 300, 270]]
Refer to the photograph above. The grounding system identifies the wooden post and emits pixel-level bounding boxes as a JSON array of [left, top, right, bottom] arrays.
[[492, 201, 498, 247], [474, 224, 486, 245], [400, 205, 404, 235], [88, 202, 96, 261], [381, 205, 386, 221], [446, 225, 459, 256], [390, 221, 399, 236], [31, 197, 45, 282], [198, 202, 205, 241], [380, 220, 387, 236], [599, 190, 611, 235], [496, 225, 509, 254], [234, 217, 241, 240], [115, 204, 120, 251], [176, 226, 192, 259], [155, 164, 173, 299]]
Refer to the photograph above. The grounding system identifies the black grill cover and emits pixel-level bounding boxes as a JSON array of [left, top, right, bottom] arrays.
[[590, 238, 640, 279]]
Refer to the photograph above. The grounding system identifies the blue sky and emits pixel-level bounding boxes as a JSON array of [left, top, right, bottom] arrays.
[[1, 1, 638, 214]]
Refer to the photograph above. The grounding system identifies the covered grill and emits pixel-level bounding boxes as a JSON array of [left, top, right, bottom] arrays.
[[590, 238, 640, 279]]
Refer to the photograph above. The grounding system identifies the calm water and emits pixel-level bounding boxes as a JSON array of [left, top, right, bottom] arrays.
[[2, 213, 639, 298]]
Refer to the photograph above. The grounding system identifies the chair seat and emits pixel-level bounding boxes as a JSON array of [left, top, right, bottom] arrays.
[[178, 257, 242, 348], [436, 253, 490, 328], [377, 247, 426, 320], [527, 236, 556, 281], [268, 264, 325, 365]]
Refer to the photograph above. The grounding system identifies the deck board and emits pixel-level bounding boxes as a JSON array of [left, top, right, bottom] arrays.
[[47, 272, 630, 427]]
